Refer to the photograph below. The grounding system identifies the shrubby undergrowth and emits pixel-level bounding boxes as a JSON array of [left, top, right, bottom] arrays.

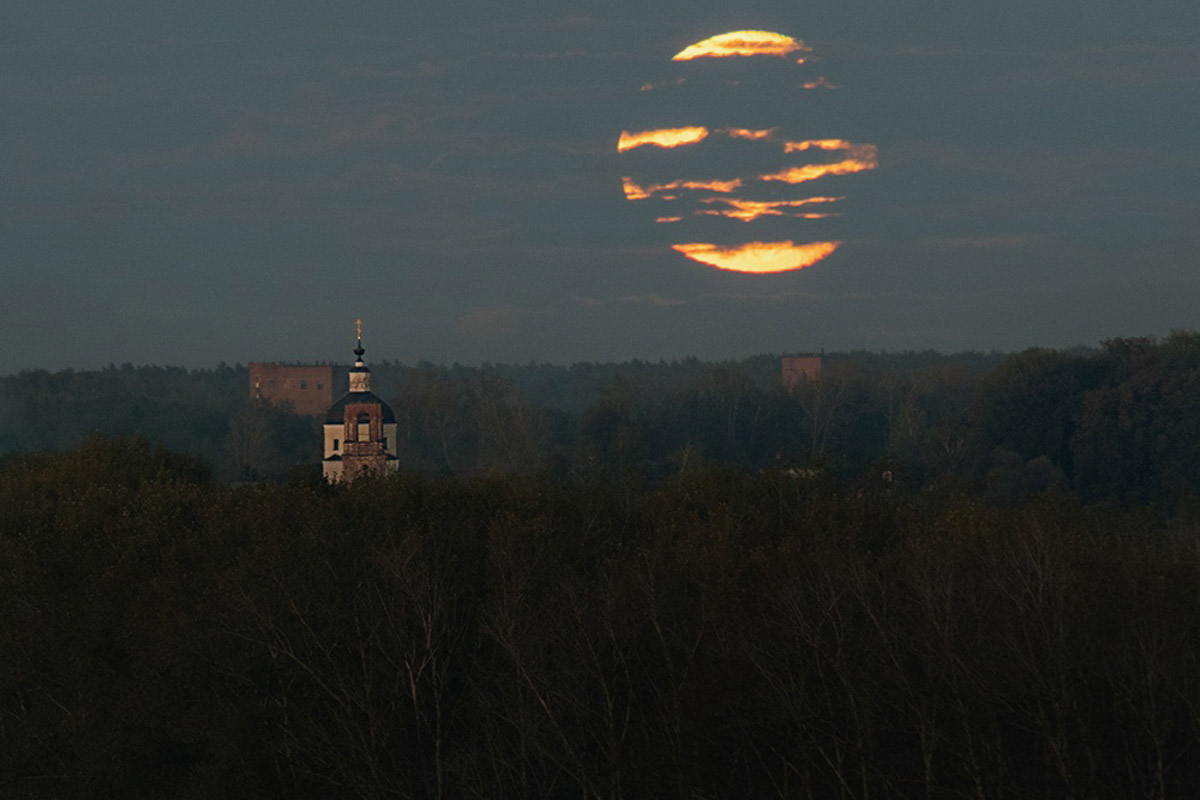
[[3, 436, 1200, 798]]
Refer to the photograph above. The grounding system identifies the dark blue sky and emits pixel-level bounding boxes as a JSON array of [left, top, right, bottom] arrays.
[[2, 1, 1197, 372]]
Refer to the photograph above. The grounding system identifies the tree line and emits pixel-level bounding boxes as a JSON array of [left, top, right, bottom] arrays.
[[3, 435, 1200, 798], [6, 335, 1200, 506]]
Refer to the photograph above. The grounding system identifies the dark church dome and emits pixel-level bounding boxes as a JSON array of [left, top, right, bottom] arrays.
[[324, 391, 396, 425]]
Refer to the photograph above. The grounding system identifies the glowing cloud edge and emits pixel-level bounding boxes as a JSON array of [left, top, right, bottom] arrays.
[[618, 127, 709, 152]]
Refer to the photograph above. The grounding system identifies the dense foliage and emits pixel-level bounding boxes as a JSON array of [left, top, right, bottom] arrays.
[[9, 335, 1200, 506], [2, 350, 1001, 485], [8, 337, 1200, 795], [4, 436, 1200, 798]]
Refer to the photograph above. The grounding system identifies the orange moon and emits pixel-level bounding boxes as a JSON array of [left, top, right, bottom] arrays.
[[619, 30, 877, 274]]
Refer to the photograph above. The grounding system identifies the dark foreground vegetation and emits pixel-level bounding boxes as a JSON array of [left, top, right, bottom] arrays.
[[7, 334, 1200, 797], [4, 435, 1200, 799]]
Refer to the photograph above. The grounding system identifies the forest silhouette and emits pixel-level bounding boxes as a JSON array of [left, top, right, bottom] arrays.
[[5, 334, 1200, 797]]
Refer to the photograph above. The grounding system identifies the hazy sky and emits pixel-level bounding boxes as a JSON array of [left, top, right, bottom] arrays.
[[2, 1, 1197, 372]]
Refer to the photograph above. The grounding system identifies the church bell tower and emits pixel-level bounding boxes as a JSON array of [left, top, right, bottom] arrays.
[[322, 320, 399, 482]]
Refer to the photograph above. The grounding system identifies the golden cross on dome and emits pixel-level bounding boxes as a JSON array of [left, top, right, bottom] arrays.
[[355, 318, 362, 340]]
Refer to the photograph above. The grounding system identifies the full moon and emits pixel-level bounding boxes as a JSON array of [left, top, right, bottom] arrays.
[[619, 30, 877, 274]]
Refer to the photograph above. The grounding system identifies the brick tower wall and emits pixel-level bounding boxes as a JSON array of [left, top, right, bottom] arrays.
[[340, 401, 387, 480], [782, 356, 823, 391], [249, 363, 336, 417]]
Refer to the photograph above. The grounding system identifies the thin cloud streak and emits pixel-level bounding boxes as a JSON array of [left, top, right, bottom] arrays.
[[457, 292, 692, 336], [724, 128, 777, 140], [802, 76, 840, 90], [761, 150, 879, 186], [697, 196, 843, 223], [622, 176, 743, 201], [617, 127, 709, 152]]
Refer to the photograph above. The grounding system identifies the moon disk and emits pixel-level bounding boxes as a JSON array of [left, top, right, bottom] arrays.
[[620, 30, 877, 275]]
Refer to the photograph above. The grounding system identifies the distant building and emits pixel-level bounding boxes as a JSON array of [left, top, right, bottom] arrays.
[[249, 363, 336, 417], [322, 322, 399, 482], [782, 355, 823, 390]]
